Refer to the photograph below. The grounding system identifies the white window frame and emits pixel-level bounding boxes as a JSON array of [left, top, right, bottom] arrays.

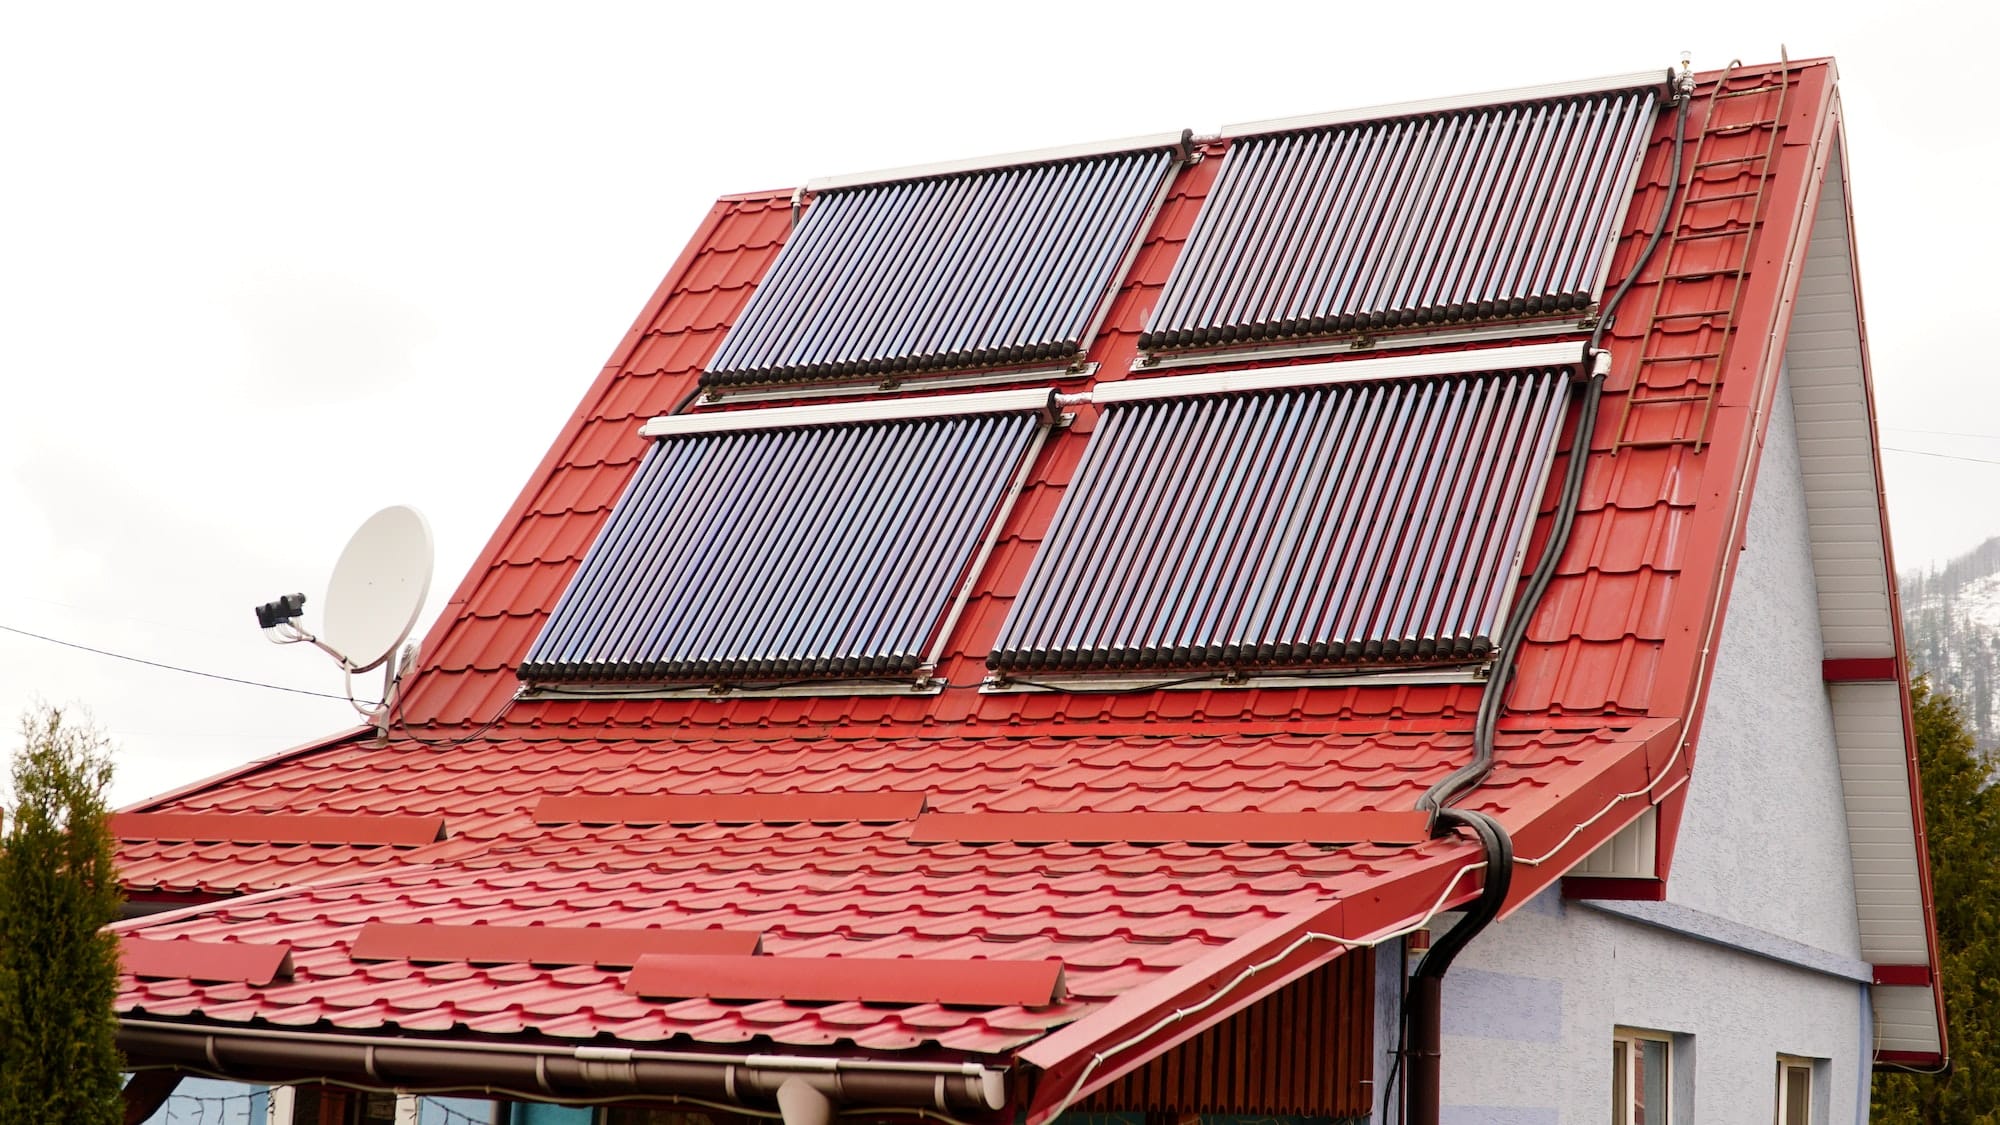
[[1775, 1055, 1816, 1125], [1612, 1027, 1674, 1124]]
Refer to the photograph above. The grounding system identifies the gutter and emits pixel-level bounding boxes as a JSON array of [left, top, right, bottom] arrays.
[[119, 1019, 1007, 1118]]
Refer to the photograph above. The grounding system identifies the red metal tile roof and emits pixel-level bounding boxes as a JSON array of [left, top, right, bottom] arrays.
[[348, 922, 763, 967], [624, 954, 1067, 1008], [112, 56, 1942, 1099], [114, 722, 1673, 1053], [534, 791, 927, 826], [121, 936, 294, 987], [113, 812, 445, 847]]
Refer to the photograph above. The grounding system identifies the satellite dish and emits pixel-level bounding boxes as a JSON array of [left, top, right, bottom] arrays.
[[319, 505, 434, 673]]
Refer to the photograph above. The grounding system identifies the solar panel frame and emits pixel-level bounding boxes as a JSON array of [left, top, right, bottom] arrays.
[[1141, 90, 1658, 349], [704, 149, 1177, 387], [988, 367, 1572, 674], [520, 409, 1046, 685]]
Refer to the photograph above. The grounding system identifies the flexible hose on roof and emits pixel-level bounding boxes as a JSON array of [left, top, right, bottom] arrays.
[[1419, 80, 1695, 820], [1392, 77, 1696, 1125], [1411, 809, 1515, 978]]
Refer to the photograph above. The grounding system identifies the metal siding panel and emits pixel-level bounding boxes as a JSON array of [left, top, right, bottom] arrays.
[[520, 412, 1041, 683], [990, 367, 1571, 673], [1077, 949, 1374, 1117], [1142, 90, 1658, 348], [706, 151, 1174, 385]]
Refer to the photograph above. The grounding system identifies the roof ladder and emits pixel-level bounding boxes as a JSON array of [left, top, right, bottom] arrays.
[[1612, 58, 1794, 453]]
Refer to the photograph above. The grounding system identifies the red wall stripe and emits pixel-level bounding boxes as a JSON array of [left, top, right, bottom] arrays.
[[1822, 657, 1898, 682], [1871, 963, 1933, 987]]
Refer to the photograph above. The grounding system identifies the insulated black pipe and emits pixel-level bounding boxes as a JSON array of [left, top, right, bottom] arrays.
[[1404, 974, 1442, 1125], [1404, 808, 1514, 1125], [1420, 79, 1695, 819], [1400, 66, 1693, 1125]]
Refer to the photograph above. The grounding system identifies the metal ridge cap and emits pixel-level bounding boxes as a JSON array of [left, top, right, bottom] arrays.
[[1223, 68, 1675, 137], [1090, 340, 1590, 404], [640, 386, 1058, 437], [804, 130, 1188, 193]]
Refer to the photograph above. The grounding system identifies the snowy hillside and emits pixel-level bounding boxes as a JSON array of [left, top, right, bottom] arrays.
[[1902, 537, 2000, 752]]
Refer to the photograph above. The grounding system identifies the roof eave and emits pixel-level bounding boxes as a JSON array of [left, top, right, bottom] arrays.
[[1817, 107, 1949, 1067], [119, 1017, 1010, 1117], [1015, 720, 1680, 1124]]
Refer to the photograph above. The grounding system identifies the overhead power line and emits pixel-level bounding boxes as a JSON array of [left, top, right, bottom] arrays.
[[1881, 446, 2000, 468], [0, 622, 366, 703], [1883, 426, 2000, 442]]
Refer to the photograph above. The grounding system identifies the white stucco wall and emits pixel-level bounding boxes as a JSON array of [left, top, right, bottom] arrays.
[[1393, 372, 1871, 1124], [1667, 368, 1862, 957], [1431, 890, 1865, 1124]]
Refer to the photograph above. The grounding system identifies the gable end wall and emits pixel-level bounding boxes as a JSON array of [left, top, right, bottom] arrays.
[[1424, 371, 1867, 1124], [1666, 364, 1862, 957]]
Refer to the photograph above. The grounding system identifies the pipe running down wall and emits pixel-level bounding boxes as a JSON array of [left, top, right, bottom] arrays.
[[119, 1021, 1008, 1117]]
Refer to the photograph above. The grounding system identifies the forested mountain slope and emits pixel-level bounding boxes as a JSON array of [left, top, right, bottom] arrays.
[[1902, 537, 2000, 753]]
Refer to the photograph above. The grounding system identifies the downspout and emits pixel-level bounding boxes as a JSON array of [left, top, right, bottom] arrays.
[[778, 1077, 835, 1125], [1400, 69, 1696, 1125], [1403, 809, 1513, 1125], [119, 1020, 1007, 1117], [1856, 984, 1873, 1124]]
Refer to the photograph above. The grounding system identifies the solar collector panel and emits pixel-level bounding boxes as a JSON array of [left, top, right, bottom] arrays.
[[705, 149, 1175, 387], [681, 426, 886, 673], [520, 410, 1044, 685], [988, 367, 1570, 675], [1142, 90, 1657, 349], [1400, 374, 1511, 651]]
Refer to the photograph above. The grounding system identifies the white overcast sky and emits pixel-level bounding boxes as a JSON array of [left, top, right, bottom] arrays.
[[3, 1, 1992, 804]]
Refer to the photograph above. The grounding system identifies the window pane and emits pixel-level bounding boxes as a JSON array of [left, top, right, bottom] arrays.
[[1636, 1039, 1669, 1125], [419, 1097, 501, 1125], [1784, 1065, 1811, 1125], [514, 1105, 597, 1125]]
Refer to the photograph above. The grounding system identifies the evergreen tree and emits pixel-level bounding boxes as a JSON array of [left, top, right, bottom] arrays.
[[1873, 679, 2000, 1123], [0, 706, 124, 1124]]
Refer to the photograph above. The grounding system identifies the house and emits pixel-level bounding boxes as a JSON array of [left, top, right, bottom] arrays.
[[110, 56, 1942, 1125]]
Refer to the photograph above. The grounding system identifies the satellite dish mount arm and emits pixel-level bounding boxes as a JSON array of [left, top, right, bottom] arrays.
[[252, 506, 435, 741], [263, 603, 403, 728]]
